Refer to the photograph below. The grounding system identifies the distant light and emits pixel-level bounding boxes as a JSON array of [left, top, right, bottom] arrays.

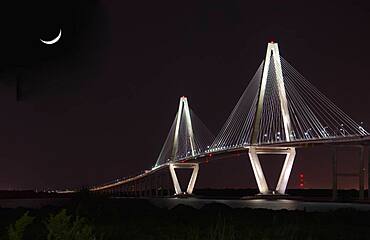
[[299, 173, 304, 188]]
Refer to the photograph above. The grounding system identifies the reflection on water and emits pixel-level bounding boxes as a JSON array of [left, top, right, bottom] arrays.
[[0, 198, 69, 209], [148, 198, 370, 212], [2, 197, 370, 212]]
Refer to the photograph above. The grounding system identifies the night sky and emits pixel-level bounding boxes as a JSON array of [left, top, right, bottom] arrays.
[[0, 1, 369, 190]]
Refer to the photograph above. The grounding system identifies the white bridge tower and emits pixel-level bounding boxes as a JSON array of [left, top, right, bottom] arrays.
[[169, 97, 199, 196], [249, 42, 296, 195]]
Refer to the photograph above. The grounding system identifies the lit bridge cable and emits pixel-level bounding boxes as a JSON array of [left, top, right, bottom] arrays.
[[89, 42, 369, 197], [209, 45, 368, 152], [155, 97, 214, 167]]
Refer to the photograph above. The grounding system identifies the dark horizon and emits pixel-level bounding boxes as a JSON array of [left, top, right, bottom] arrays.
[[0, 0, 369, 190]]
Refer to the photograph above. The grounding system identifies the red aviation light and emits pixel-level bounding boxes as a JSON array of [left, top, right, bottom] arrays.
[[299, 173, 304, 188]]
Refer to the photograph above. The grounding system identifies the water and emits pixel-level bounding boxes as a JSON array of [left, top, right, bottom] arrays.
[[2, 197, 370, 212], [148, 198, 370, 212], [0, 198, 69, 209]]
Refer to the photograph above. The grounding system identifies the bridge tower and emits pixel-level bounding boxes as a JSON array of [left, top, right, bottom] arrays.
[[168, 97, 199, 196], [249, 42, 296, 195], [171, 97, 196, 160]]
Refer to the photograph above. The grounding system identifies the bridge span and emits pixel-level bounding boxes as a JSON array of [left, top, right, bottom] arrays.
[[89, 42, 370, 200]]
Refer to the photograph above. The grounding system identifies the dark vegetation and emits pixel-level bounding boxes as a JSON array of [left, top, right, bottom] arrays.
[[1, 191, 370, 240]]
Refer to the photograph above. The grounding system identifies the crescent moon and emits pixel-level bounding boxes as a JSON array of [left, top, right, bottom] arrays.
[[40, 29, 62, 45]]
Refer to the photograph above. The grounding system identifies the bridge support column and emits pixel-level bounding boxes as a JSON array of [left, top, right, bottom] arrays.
[[332, 148, 337, 200], [368, 146, 370, 200], [135, 182, 139, 197], [155, 175, 159, 196], [248, 147, 296, 195], [332, 146, 366, 201], [359, 146, 365, 200], [169, 163, 199, 196]]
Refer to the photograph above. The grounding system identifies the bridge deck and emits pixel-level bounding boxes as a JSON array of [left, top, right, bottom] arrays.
[[89, 135, 370, 192]]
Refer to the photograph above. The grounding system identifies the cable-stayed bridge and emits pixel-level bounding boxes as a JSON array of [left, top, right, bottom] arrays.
[[90, 42, 370, 199]]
